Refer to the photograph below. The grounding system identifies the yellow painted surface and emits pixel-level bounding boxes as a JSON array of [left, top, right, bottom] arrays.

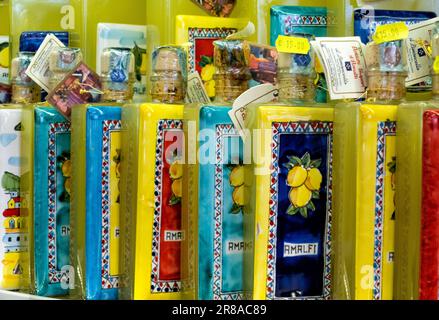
[[109, 131, 121, 277]]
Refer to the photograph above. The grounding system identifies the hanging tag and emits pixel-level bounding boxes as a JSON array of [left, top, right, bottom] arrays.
[[406, 17, 439, 86], [275, 35, 311, 55], [311, 37, 367, 100], [226, 22, 255, 40], [186, 72, 211, 104], [25, 34, 66, 92], [229, 83, 278, 141], [47, 62, 102, 120], [372, 22, 409, 44]]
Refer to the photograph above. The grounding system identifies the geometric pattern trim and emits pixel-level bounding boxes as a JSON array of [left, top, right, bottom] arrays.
[[187, 27, 238, 73], [100, 120, 121, 289], [373, 121, 396, 300], [150, 119, 183, 294], [48, 122, 71, 284], [213, 124, 246, 300], [267, 121, 334, 300]]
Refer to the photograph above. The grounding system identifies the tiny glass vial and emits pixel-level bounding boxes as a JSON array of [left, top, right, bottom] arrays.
[[365, 40, 408, 102], [48, 47, 83, 90], [213, 39, 251, 103], [150, 45, 187, 104], [11, 51, 39, 104], [277, 34, 316, 103], [101, 47, 135, 103]]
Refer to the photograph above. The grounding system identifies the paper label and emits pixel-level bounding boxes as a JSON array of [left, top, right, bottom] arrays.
[[186, 72, 211, 104], [0, 36, 9, 85], [228, 83, 279, 141], [406, 17, 439, 86], [312, 37, 367, 100], [25, 34, 66, 93], [372, 22, 409, 44], [275, 35, 310, 54]]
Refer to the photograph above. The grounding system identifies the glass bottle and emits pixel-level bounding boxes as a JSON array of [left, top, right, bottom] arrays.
[[48, 47, 83, 91], [10, 52, 39, 104], [332, 38, 408, 300], [394, 21, 439, 301], [245, 35, 333, 300], [70, 47, 134, 300], [118, 45, 186, 300]]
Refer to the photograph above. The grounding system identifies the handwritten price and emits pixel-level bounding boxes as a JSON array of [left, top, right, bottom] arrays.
[[372, 22, 409, 44], [275, 35, 311, 54]]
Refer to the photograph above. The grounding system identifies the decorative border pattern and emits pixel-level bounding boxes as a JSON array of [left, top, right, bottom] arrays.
[[283, 14, 328, 26], [373, 121, 396, 300], [48, 122, 71, 284], [187, 27, 238, 73], [150, 120, 183, 294], [267, 121, 334, 300], [100, 120, 122, 289], [213, 124, 246, 300]]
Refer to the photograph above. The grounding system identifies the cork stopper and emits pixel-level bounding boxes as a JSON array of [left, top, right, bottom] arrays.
[[150, 46, 187, 104], [11, 52, 40, 104], [100, 47, 135, 103], [48, 47, 83, 90], [365, 40, 408, 102], [213, 39, 251, 103], [277, 34, 316, 103]]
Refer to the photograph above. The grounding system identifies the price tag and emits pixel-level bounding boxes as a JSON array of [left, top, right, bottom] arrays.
[[275, 35, 310, 54], [372, 22, 409, 44]]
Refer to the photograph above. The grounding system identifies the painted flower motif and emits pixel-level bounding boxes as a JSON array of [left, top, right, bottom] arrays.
[[284, 152, 322, 218]]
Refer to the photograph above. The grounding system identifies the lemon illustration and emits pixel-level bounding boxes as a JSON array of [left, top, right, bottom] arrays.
[[62, 160, 72, 178], [172, 178, 182, 198], [287, 166, 308, 188], [229, 166, 245, 187], [169, 161, 183, 180], [232, 185, 248, 207], [289, 185, 312, 208], [64, 178, 71, 194], [305, 168, 323, 191], [0, 47, 9, 68], [201, 64, 215, 82]]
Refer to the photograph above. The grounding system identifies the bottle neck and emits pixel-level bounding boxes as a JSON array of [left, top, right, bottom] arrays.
[[213, 69, 249, 104], [367, 71, 407, 103], [278, 73, 316, 104], [101, 80, 134, 103], [150, 71, 186, 104]]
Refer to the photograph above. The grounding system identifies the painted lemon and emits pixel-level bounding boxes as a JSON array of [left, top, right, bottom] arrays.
[[287, 166, 308, 188], [172, 178, 182, 198], [305, 168, 323, 191], [232, 185, 249, 207], [289, 185, 312, 208], [62, 160, 72, 177], [205, 79, 216, 98], [229, 166, 245, 187], [0, 47, 9, 68], [64, 178, 71, 194], [201, 64, 215, 82], [169, 161, 183, 180]]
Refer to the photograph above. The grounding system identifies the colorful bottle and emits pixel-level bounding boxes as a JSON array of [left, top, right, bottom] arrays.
[[332, 39, 408, 300], [182, 39, 250, 300], [71, 47, 134, 300], [245, 35, 333, 300], [120, 46, 186, 300], [394, 22, 439, 300], [0, 52, 39, 291], [21, 47, 82, 297]]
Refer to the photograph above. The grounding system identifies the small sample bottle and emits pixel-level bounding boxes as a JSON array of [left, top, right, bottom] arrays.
[[21, 48, 83, 297], [333, 38, 407, 300], [48, 47, 83, 90], [70, 47, 134, 300], [394, 22, 439, 301], [10, 52, 39, 104], [245, 35, 333, 300], [120, 45, 186, 300], [182, 39, 250, 300]]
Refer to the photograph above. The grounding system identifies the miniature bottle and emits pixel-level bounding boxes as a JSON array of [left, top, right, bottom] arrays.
[[10, 52, 39, 104], [245, 35, 333, 300], [20, 47, 84, 297], [394, 22, 439, 300], [119, 45, 187, 300], [332, 38, 408, 300], [48, 47, 83, 91], [181, 39, 251, 300], [70, 47, 134, 300]]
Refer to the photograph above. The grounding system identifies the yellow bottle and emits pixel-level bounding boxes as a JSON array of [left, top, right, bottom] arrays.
[[332, 39, 407, 300], [120, 46, 186, 300]]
